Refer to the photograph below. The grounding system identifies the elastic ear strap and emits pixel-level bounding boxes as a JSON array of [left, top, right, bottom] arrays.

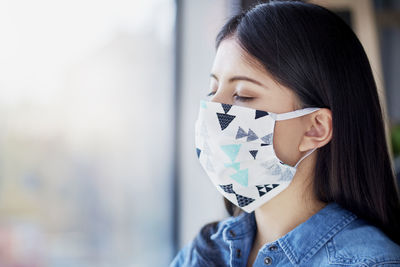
[[274, 108, 320, 121], [294, 147, 317, 168]]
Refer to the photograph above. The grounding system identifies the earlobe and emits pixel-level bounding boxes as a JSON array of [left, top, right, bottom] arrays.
[[298, 108, 332, 152]]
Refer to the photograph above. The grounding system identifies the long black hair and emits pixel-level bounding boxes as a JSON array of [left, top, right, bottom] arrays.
[[215, 0, 400, 245]]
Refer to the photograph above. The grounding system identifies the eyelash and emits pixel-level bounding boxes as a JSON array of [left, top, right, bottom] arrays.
[[206, 91, 254, 102], [206, 91, 215, 97]]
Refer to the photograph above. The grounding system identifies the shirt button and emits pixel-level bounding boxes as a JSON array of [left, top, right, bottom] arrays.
[[236, 249, 241, 258], [228, 230, 236, 237], [264, 256, 272, 265], [268, 244, 278, 251]]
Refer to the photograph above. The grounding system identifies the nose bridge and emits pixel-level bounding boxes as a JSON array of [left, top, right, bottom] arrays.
[[210, 82, 233, 105]]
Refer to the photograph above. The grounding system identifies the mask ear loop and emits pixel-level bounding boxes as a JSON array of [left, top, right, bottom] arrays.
[[269, 107, 320, 168], [271, 107, 321, 121], [294, 147, 317, 168]]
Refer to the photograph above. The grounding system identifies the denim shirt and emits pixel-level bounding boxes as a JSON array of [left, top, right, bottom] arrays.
[[171, 202, 400, 266]]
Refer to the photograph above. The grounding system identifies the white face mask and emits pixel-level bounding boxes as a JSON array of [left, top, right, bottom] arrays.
[[194, 100, 320, 213]]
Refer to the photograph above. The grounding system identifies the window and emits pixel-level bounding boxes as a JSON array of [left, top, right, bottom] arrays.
[[0, 0, 175, 266]]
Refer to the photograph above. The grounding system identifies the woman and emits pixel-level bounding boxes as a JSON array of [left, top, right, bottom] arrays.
[[172, 1, 400, 266]]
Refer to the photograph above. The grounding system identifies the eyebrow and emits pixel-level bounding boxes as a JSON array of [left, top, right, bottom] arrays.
[[210, 73, 266, 88]]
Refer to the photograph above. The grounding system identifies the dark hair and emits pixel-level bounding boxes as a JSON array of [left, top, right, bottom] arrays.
[[215, 0, 400, 244]]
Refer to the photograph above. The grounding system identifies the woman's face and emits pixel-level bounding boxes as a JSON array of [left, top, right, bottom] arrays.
[[208, 38, 309, 166]]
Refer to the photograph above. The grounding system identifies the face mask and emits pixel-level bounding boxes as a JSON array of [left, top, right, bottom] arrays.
[[194, 100, 320, 213]]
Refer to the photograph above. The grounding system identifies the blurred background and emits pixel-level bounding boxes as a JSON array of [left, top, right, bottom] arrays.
[[0, 0, 398, 266]]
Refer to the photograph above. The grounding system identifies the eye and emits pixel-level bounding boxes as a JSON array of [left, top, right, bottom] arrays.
[[233, 94, 254, 102], [206, 91, 216, 99], [206, 91, 216, 97]]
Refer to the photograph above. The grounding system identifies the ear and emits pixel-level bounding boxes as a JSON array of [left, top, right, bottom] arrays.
[[298, 108, 332, 152]]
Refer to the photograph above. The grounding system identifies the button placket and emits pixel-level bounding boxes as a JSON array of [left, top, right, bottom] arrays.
[[231, 242, 247, 266], [227, 230, 246, 266], [258, 243, 279, 265], [264, 256, 272, 265], [236, 248, 241, 258], [268, 244, 278, 251]]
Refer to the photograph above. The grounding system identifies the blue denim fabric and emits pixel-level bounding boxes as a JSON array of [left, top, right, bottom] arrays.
[[171, 202, 400, 266]]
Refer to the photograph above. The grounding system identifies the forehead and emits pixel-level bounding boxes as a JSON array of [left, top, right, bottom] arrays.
[[211, 38, 301, 111], [211, 38, 274, 81]]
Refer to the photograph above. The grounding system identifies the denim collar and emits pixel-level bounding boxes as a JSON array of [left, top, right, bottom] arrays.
[[222, 202, 358, 265]]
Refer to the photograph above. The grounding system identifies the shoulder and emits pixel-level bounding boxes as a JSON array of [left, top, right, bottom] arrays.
[[170, 213, 251, 267], [170, 212, 255, 267], [327, 217, 400, 266]]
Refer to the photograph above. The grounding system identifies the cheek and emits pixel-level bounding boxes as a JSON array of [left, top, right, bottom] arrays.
[[273, 120, 303, 166]]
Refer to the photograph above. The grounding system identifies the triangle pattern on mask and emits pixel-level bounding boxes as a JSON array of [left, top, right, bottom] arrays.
[[265, 184, 280, 190], [219, 184, 235, 194], [221, 103, 232, 114], [236, 193, 255, 207], [236, 127, 248, 139], [255, 110, 269, 119], [249, 150, 258, 159], [256, 184, 279, 197], [200, 100, 207, 109], [219, 184, 255, 207], [246, 129, 258, 142], [280, 168, 294, 181], [230, 168, 248, 186], [217, 113, 236, 130], [196, 148, 201, 158], [261, 160, 281, 175], [224, 162, 240, 171], [256, 185, 266, 197], [269, 164, 281, 175], [261, 133, 273, 146], [220, 144, 241, 162]]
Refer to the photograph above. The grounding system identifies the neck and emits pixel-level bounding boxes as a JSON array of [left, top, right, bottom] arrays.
[[253, 158, 327, 246]]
